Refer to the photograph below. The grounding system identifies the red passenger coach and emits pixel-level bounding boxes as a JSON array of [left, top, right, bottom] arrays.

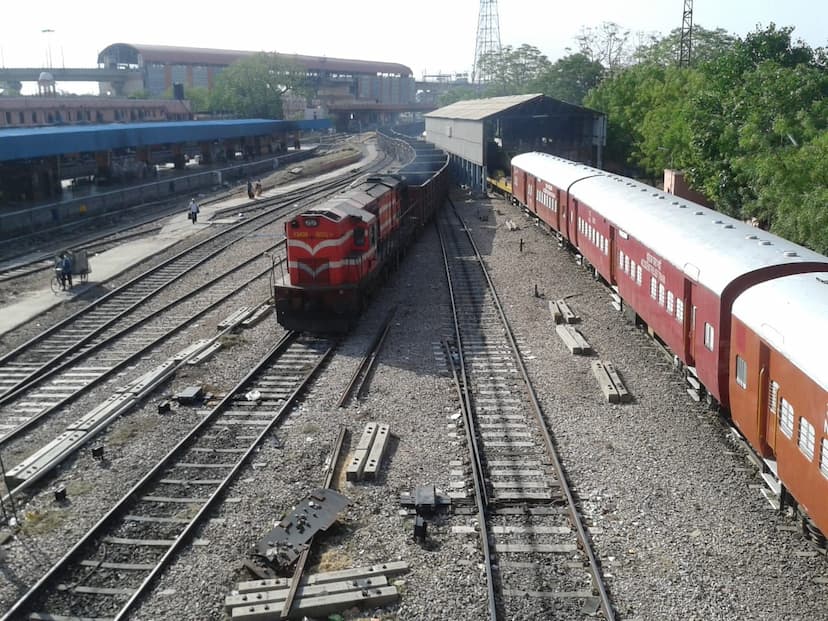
[[510, 151, 828, 538]]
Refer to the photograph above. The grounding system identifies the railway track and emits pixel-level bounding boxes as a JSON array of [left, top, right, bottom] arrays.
[[0, 245, 285, 497], [0, 225, 165, 284], [438, 201, 615, 620], [0, 170, 366, 405], [1, 331, 335, 621]]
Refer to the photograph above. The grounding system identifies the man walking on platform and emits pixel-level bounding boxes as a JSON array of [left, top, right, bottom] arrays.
[[188, 198, 200, 224]]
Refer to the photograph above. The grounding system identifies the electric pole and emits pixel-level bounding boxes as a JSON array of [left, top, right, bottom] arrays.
[[678, 0, 693, 68], [472, 0, 502, 84]]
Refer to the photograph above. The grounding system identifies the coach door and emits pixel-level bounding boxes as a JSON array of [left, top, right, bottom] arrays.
[[758, 342, 779, 454]]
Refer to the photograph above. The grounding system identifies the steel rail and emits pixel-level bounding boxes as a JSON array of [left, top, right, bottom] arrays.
[[337, 306, 397, 408], [1, 331, 336, 621], [451, 199, 616, 621], [436, 215, 498, 621], [280, 425, 348, 617], [0, 260, 289, 508], [0, 172, 364, 402]]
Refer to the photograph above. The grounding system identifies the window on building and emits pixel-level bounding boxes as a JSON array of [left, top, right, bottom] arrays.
[[703, 322, 714, 350], [798, 417, 815, 460], [19, 111, 24, 124], [735, 356, 747, 388], [779, 397, 794, 438], [667, 291, 674, 314], [820, 438, 828, 480], [658, 283, 666, 306], [4, 112, 10, 124], [650, 276, 657, 299], [676, 298, 684, 322]]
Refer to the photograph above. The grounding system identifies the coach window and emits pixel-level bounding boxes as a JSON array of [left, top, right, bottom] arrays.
[[650, 276, 657, 299], [667, 291, 675, 314], [735, 356, 747, 388], [703, 322, 714, 350], [798, 417, 815, 461], [769, 380, 779, 414], [779, 397, 794, 439], [676, 298, 684, 322], [636, 265, 642, 286], [820, 439, 828, 480], [658, 283, 666, 307]]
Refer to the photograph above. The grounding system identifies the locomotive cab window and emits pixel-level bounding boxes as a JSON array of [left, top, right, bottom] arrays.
[[354, 227, 366, 247], [303, 217, 319, 227], [735, 356, 747, 389]]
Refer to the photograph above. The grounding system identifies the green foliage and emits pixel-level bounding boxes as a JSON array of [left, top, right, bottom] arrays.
[[477, 44, 552, 96], [209, 53, 307, 118], [586, 22, 828, 252], [533, 53, 604, 105], [438, 86, 481, 106], [633, 26, 736, 67]]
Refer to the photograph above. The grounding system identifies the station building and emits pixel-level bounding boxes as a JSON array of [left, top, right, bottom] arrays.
[[424, 94, 606, 191], [96, 44, 423, 123]]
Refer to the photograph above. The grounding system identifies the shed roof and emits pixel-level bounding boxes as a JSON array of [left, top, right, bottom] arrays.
[[425, 93, 544, 121], [0, 119, 330, 162], [97, 43, 413, 77]]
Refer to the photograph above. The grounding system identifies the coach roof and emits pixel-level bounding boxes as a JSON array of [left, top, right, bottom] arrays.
[[732, 272, 828, 392], [511, 152, 828, 296]]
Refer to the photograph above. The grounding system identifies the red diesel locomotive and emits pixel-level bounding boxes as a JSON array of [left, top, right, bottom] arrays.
[[510, 151, 828, 540], [273, 133, 448, 332]]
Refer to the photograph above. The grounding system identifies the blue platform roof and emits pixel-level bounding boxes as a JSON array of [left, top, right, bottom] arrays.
[[0, 118, 331, 162]]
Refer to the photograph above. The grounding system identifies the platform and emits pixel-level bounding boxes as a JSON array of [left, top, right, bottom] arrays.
[[0, 143, 375, 338]]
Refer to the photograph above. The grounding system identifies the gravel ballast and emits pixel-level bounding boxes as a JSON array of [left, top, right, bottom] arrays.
[[2, 185, 827, 621]]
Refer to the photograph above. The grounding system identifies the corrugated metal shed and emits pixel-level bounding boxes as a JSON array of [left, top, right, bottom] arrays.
[[424, 93, 544, 121], [0, 119, 330, 162]]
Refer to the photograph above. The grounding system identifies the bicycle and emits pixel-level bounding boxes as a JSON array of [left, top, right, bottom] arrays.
[[50, 268, 67, 294]]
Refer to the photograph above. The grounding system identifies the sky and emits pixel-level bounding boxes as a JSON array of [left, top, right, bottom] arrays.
[[2, 0, 826, 94]]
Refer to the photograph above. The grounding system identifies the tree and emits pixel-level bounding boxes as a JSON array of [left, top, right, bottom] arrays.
[[532, 53, 604, 105], [633, 26, 736, 67], [576, 21, 632, 74], [685, 24, 827, 220], [209, 53, 308, 118], [477, 44, 552, 96], [437, 86, 481, 106]]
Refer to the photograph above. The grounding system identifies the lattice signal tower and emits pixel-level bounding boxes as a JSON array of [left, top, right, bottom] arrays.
[[678, 0, 694, 67], [472, 0, 502, 83]]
